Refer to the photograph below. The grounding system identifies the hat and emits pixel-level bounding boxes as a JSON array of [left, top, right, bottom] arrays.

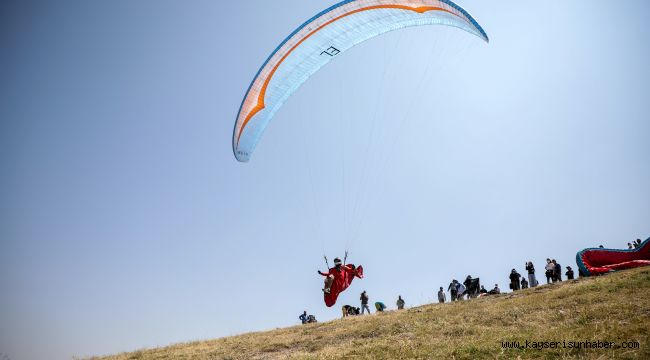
[[334, 258, 342, 265]]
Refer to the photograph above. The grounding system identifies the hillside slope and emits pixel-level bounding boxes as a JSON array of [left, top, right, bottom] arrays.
[[93, 267, 650, 359]]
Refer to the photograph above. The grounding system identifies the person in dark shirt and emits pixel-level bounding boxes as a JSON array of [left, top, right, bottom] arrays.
[[463, 276, 472, 300], [521, 277, 528, 289], [525, 261, 537, 287], [448, 280, 458, 302], [553, 260, 562, 282], [489, 284, 500, 295], [342, 305, 360, 317], [509, 269, 521, 291], [360, 291, 370, 314], [396, 296, 405, 310], [565, 266, 575, 280], [299, 311, 308, 324]]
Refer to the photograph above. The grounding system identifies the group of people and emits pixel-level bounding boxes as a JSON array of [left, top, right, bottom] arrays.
[[442, 277, 500, 302], [441, 238, 646, 305], [441, 258, 578, 303], [627, 238, 644, 249], [358, 290, 396, 314], [305, 256, 582, 323], [301, 238, 646, 324], [542, 258, 575, 284], [505, 259, 575, 293], [446, 279, 465, 301], [299, 311, 317, 324], [301, 291, 405, 323], [444, 276, 482, 301]]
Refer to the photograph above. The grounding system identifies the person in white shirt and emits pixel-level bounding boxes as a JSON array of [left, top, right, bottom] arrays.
[[545, 258, 555, 284], [437, 287, 446, 303]]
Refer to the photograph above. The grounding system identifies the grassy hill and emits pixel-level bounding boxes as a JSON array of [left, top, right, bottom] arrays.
[[93, 267, 650, 360]]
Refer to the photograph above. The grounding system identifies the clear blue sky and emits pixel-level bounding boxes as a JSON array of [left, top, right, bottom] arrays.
[[1, 1, 648, 359]]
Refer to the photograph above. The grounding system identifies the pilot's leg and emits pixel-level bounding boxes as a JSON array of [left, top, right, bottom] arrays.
[[323, 275, 334, 294]]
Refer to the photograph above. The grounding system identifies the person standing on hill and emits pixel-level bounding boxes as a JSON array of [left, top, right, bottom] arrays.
[[525, 261, 537, 287], [299, 311, 308, 324], [463, 276, 473, 300], [448, 280, 458, 302], [396, 296, 405, 310], [437, 287, 446, 303], [360, 291, 370, 314], [456, 282, 466, 301], [545, 259, 554, 284], [553, 260, 562, 282], [509, 269, 521, 291], [565, 266, 574, 280]]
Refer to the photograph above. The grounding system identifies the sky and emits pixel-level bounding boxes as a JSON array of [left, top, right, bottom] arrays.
[[1, 0, 649, 359]]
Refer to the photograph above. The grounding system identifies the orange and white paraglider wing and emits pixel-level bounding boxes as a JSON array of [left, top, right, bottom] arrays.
[[233, 0, 488, 162]]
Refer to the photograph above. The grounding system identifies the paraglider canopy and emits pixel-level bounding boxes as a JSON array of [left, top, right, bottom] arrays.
[[576, 238, 650, 276], [233, 0, 488, 162]]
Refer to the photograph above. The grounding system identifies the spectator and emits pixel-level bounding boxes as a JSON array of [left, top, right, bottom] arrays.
[[448, 280, 458, 302], [360, 291, 370, 314], [375, 301, 387, 312], [489, 284, 500, 295], [467, 277, 481, 299], [509, 269, 521, 291], [521, 277, 529, 289], [396, 296, 405, 310], [456, 281, 466, 301], [479, 285, 488, 294], [545, 259, 554, 284], [299, 311, 308, 324], [635, 239, 642, 248], [599, 245, 604, 248], [628, 242, 634, 249], [463, 276, 472, 300], [525, 261, 537, 287], [342, 305, 360, 318], [437, 287, 446, 303], [553, 259, 562, 282], [566, 266, 574, 280]]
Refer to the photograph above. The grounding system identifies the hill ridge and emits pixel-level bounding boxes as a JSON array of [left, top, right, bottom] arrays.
[[92, 267, 650, 359]]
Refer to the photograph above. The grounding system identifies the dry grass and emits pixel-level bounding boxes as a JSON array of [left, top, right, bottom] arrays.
[[91, 267, 650, 360]]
